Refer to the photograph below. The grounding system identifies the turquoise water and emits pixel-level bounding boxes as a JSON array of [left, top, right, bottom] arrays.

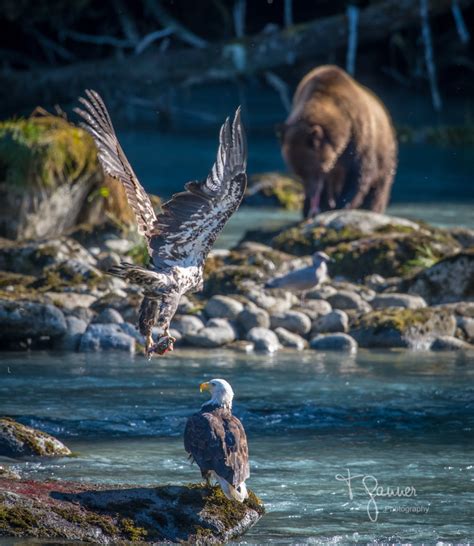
[[1, 350, 473, 544]]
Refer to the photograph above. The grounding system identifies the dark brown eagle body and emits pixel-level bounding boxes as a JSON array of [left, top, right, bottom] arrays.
[[184, 402, 249, 499], [75, 90, 247, 355]]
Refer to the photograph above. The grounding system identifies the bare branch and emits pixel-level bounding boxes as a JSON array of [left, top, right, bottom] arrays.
[[143, 0, 207, 48], [265, 71, 291, 112], [134, 28, 174, 55], [233, 0, 246, 38], [112, 0, 140, 45]]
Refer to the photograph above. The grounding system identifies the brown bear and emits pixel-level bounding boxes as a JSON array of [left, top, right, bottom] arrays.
[[280, 65, 397, 218]]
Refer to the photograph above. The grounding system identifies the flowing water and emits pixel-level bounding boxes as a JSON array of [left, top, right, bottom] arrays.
[[1, 350, 473, 544]]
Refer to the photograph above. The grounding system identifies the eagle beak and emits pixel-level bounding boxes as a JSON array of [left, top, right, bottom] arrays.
[[200, 382, 210, 393]]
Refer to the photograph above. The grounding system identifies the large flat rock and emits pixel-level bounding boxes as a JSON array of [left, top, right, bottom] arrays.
[[0, 478, 264, 545]]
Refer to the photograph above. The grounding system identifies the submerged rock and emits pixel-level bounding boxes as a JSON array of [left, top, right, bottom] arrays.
[[430, 336, 474, 351], [0, 479, 264, 544], [310, 333, 358, 353], [0, 418, 71, 458], [350, 308, 456, 349]]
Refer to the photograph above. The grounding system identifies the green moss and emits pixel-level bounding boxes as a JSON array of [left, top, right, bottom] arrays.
[[120, 517, 148, 541], [204, 265, 264, 296], [0, 503, 37, 531], [126, 240, 150, 267], [52, 506, 119, 536], [0, 113, 97, 190], [355, 308, 441, 333], [201, 486, 265, 531]]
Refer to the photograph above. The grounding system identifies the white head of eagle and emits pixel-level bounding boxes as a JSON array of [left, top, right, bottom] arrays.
[[184, 378, 249, 502], [200, 378, 234, 409]]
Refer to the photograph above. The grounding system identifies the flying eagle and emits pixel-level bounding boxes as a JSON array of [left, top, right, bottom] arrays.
[[184, 379, 250, 502], [75, 91, 247, 356]]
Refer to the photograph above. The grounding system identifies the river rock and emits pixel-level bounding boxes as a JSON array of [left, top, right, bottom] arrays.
[[171, 315, 205, 336], [119, 322, 145, 344], [91, 292, 142, 323], [270, 310, 311, 335], [246, 327, 281, 353], [406, 251, 474, 304], [79, 324, 135, 353], [0, 479, 264, 544], [0, 418, 71, 458], [205, 295, 244, 320], [55, 316, 87, 351], [351, 308, 456, 349], [371, 293, 427, 310], [307, 285, 337, 300], [237, 304, 271, 332], [312, 310, 349, 334], [45, 292, 97, 310], [0, 299, 67, 343], [430, 336, 474, 351], [185, 319, 236, 348], [457, 316, 474, 343], [327, 290, 372, 313], [93, 308, 124, 324], [296, 299, 332, 319], [274, 327, 307, 350], [310, 333, 358, 353]]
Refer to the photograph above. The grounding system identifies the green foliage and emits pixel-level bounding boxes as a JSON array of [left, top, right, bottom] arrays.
[[0, 113, 97, 190]]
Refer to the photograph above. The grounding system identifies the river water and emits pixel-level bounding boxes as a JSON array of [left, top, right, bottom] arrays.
[[1, 349, 473, 544]]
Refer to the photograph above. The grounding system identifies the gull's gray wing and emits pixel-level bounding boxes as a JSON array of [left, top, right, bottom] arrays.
[[265, 265, 317, 291], [75, 90, 157, 240], [149, 108, 247, 268]]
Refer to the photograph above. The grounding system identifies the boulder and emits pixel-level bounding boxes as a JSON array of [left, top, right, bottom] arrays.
[[295, 299, 332, 319], [55, 316, 87, 351], [371, 293, 427, 310], [246, 327, 281, 353], [185, 320, 236, 348], [93, 308, 124, 324], [312, 310, 349, 334], [237, 305, 271, 332], [119, 322, 145, 344], [244, 172, 303, 210], [171, 315, 205, 336], [274, 327, 307, 350], [0, 298, 67, 344], [430, 336, 474, 351], [350, 308, 456, 349], [457, 316, 474, 343], [310, 333, 358, 353], [0, 479, 264, 544], [205, 295, 244, 320], [406, 251, 474, 304], [270, 310, 311, 335], [327, 290, 372, 313], [0, 418, 71, 458], [91, 292, 142, 324], [79, 324, 135, 353], [45, 292, 97, 311]]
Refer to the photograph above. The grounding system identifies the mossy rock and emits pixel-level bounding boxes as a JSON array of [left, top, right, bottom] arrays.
[[0, 111, 138, 240], [244, 172, 304, 210], [350, 307, 456, 348], [0, 479, 264, 544], [405, 250, 474, 304], [0, 418, 71, 458], [204, 265, 265, 297]]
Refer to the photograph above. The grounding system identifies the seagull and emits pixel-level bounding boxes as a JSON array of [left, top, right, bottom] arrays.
[[75, 90, 247, 357], [265, 251, 331, 292], [184, 378, 250, 502]]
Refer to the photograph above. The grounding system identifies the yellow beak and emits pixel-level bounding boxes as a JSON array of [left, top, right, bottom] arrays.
[[200, 382, 210, 393]]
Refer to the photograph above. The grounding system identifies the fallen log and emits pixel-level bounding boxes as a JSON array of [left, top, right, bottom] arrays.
[[0, 0, 471, 115]]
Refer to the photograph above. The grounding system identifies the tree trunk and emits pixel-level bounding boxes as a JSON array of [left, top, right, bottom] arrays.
[[1, 0, 471, 116]]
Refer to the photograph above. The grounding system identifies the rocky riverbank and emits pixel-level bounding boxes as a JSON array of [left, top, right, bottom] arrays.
[[0, 209, 472, 355], [0, 477, 264, 544]]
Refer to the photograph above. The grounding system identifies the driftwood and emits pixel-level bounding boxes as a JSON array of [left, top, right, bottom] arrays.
[[1, 0, 472, 115]]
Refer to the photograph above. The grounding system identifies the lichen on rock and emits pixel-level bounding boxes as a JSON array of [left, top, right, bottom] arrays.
[[0, 479, 264, 544]]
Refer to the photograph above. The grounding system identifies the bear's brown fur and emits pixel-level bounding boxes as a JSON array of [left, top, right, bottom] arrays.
[[280, 65, 397, 217]]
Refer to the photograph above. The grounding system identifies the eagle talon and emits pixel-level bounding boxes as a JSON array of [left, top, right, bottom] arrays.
[[149, 334, 175, 356]]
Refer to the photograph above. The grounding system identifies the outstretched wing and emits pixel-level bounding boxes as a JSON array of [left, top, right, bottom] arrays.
[[149, 108, 247, 268], [184, 410, 249, 487], [75, 90, 157, 240]]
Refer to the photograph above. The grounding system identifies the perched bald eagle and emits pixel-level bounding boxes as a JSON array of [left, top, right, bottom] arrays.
[[75, 91, 247, 356], [184, 379, 250, 502]]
